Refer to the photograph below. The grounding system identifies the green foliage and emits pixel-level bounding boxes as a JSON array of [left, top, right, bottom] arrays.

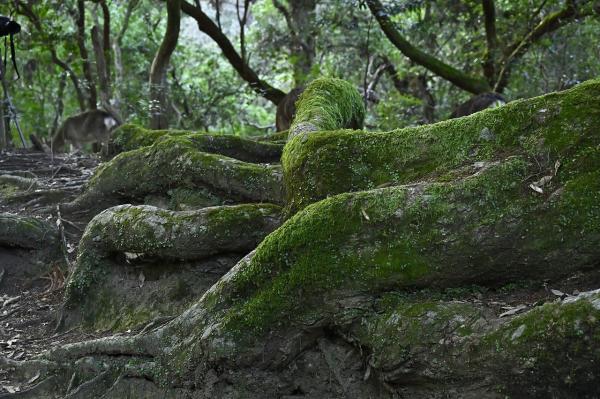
[[2, 0, 599, 144]]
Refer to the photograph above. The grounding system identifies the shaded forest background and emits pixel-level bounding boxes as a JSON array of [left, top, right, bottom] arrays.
[[1, 0, 599, 142]]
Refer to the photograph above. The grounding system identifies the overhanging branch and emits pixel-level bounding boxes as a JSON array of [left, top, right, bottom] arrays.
[[180, 0, 285, 104], [366, 0, 491, 94]]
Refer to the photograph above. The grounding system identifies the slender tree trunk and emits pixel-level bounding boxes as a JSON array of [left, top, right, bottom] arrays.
[[50, 72, 68, 137], [481, 0, 498, 84], [50, 52, 87, 112], [273, 0, 317, 87], [91, 25, 114, 114], [290, 0, 316, 86], [99, 0, 111, 79], [149, 0, 181, 129], [0, 51, 5, 149], [76, 0, 98, 109], [112, 0, 139, 115], [0, 94, 5, 150]]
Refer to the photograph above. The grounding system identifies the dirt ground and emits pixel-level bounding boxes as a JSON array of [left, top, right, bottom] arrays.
[[0, 150, 109, 394]]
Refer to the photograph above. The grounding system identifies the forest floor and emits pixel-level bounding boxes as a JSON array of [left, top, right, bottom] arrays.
[[1, 150, 600, 395], [0, 150, 115, 394]]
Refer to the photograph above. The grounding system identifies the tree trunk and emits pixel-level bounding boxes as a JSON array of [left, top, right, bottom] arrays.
[[149, 0, 181, 130], [273, 0, 317, 86], [50, 71, 68, 137], [112, 0, 139, 114], [76, 0, 98, 109], [0, 57, 5, 150], [50, 52, 86, 112], [0, 94, 5, 150], [91, 26, 110, 108], [290, 0, 316, 85]]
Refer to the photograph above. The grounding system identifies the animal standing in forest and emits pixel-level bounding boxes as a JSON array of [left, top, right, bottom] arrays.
[[450, 92, 506, 118], [51, 109, 120, 153], [276, 87, 304, 132]]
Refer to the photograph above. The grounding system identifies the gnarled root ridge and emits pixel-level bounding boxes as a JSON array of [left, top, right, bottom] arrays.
[[62, 133, 284, 218], [108, 124, 283, 163], [60, 203, 282, 330]]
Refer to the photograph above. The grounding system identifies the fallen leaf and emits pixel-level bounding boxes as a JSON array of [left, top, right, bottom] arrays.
[[26, 372, 40, 384], [529, 184, 543, 194], [360, 208, 370, 221], [499, 304, 527, 318], [550, 289, 567, 298]]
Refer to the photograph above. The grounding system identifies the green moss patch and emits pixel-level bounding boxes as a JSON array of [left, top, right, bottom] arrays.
[[289, 77, 366, 140], [283, 79, 600, 213]]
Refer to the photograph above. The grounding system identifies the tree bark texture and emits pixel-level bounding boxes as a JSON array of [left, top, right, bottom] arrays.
[[149, 0, 181, 129]]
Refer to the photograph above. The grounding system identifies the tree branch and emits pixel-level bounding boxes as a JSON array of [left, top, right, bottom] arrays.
[[13, 0, 86, 111], [180, 0, 285, 104], [495, 0, 597, 91], [117, 0, 139, 45], [481, 0, 498, 83], [272, 0, 296, 36], [366, 0, 491, 94]]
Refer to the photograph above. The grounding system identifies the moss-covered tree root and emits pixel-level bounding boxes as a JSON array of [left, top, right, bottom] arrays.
[[2, 79, 599, 398], [62, 134, 285, 217], [61, 203, 282, 330], [288, 77, 365, 140], [0, 213, 58, 250], [283, 78, 600, 213], [108, 123, 283, 163]]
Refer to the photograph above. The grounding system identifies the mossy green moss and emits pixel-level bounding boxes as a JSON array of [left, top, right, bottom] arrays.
[[349, 289, 600, 396], [111, 124, 282, 163], [64, 203, 282, 330], [112, 123, 195, 151], [71, 134, 284, 214], [0, 213, 58, 250], [283, 79, 600, 213], [206, 148, 599, 338], [479, 291, 600, 396], [66, 203, 282, 306], [289, 77, 365, 140], [353, 295, 485, 370]]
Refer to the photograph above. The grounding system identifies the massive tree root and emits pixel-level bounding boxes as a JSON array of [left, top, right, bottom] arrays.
[[0, 213, 61, 292], [61, 133, 285, 218], [1, 78, 600, 398], [107, 124, 284, 162], [60, 203, 283, 330]]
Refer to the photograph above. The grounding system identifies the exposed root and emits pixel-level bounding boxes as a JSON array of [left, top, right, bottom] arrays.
[[45, 334, 158, 362]]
